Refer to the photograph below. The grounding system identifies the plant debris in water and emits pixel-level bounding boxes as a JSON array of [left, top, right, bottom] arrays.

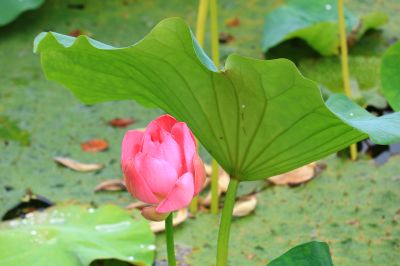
[[2, 190, 53, 221], [54, 156, 104, 172], [80, 139, 109, 152]]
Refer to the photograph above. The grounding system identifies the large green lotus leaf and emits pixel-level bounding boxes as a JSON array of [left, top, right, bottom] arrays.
[[268, 241, 333, 266], [0, 0, 44, 26], [0, 204, 155, 266], [262, 1, 387, 56], [34, 18, 400, 181], [381, 41, 400, 111]]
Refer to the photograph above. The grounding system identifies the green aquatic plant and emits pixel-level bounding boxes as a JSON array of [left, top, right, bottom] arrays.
[[0, 0, 44, 27], [0, 204, 155, 266], [268, 241, 333, 266], [381, 41, 400, 112], [262, 0, 387, 56], [34, 17, 400, 265]]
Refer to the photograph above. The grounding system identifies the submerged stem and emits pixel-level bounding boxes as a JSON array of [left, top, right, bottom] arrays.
[[338, 0, 357, 160], [165, 213, 176, 266], [216, 178, 239, 266]]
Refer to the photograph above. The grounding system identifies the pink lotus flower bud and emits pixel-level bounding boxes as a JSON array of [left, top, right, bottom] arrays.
[[121, 115, 206, 220]]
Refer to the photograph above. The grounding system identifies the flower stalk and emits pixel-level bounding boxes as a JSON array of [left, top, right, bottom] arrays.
[[165, 213, 176, 266]]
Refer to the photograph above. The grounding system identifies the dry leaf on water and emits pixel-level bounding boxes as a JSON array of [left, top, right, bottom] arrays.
[[69, 29, 82, 37], [225, 17, 240, 27], [150, 209, 188, 233], [108, 118, 135, 128], [80, 139, 108, 152], [233, 195, 257, 217], [54, 156, 104, 172], [219, 32, 235, 44], [201, 168, 230, 206], [94, 179, 126, 192], [204, 164, 212, 176], [125, 201, 148, 210], [268, 162, 317, 186], [218, 170, 230, 192]]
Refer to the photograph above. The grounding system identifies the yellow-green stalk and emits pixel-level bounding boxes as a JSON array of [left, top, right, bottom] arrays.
[[189, 140, 200, 213], [338, 0, 357, 160], [210, 157, 219, 214], [209, 0, 220, 69], [195, 0, 209, 46], [189, 0, 209, 214], [209, 0, 221, 214]]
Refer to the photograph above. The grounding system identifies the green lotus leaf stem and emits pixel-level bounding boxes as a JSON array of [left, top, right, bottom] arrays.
[[189, 0, 210, 215], [216, 178, 239, 266], [209, 0, 221, 215], [338, 0, 357, 160], [195, 0, 209, 47], [211, 157, 220, 214], [210, 0, 220, 69]]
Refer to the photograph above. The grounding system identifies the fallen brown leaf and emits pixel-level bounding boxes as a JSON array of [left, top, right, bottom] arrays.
[[201, 168, 230, 206], [347, 21, 362, 47], [54, 156, 104, 172], [108, 118, 135, 128], [246, 253, 255, 261], [219, 32, 235, 44], [150, 209, 188, 233], [69, 29, 82, 37], [225, 17, 240, 27], [125, 201, 148, 210], [218, 170, 230, 192], [94, 179, 125, 192], [233, 195, 257, 217], [268, 162, 317, 186], [203, 177, 211, 188], [347, 219, 361, 227], [204, 163, 212, 176], [121, 12, 130, 19], [81, 139, 108, 152]]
